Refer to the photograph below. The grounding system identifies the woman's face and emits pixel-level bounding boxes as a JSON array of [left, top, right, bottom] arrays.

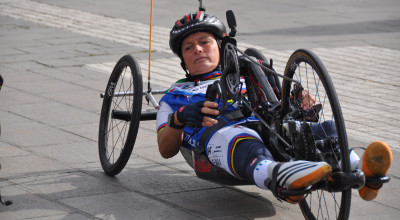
[[181, 32, 220, 76]]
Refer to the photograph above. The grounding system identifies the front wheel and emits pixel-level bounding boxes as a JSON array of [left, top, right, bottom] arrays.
[[98, 55, 143, 176], [281, 49, 351, 220]]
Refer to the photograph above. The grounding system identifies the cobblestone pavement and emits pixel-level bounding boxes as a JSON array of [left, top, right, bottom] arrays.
[[0, 0, 399, 219]]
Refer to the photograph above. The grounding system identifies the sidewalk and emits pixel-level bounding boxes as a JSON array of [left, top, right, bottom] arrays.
[[0, 0, 399, 219]]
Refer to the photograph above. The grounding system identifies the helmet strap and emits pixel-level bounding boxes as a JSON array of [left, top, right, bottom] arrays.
[[180, 59, 189, 75]]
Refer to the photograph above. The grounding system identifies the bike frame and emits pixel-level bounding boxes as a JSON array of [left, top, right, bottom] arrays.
[[101, 89, 164, 121]]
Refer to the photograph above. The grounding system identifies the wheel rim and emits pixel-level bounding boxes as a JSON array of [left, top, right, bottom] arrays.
[[99, 57, 142, 173], [105, 65, 135, 166]]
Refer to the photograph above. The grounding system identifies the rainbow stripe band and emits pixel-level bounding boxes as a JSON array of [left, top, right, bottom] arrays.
[[227, 134, 259, 178], [201, 72, 221, 81], [157, 123, 167, 135]]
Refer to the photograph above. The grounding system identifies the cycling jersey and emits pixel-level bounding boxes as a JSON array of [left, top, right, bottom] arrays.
[[156, 71, 263, 177]]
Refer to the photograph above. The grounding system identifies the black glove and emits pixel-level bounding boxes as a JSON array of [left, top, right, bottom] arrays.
[[176, 101, 205, 128]]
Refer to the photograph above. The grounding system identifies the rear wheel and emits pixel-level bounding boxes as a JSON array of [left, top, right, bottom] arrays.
[[98, 55, 143, 176], [242, 58, 278, 113], [244, 48, 281, 97], [281, 49, 351, 220]]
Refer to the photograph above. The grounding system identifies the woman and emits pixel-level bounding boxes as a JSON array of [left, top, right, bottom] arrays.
[[156, 11, 392, 202]]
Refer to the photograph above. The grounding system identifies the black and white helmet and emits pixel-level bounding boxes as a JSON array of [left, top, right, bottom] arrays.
[[169, 11, 226, 56]]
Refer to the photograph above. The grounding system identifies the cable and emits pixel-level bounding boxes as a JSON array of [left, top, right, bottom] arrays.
[[147, 0, 153, 92]]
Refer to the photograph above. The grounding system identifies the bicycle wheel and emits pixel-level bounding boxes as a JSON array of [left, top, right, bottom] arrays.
[[281, 49, 351, 220], [244, 48, 281, 96], [99, 55, 143, 176], [242, 58, 278, 112]]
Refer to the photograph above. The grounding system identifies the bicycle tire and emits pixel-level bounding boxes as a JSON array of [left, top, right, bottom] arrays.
[[98, 55, 143, 176], [242, 58, 278, 112], [244, 48, 282, 95], [281, 49, 351, 220]]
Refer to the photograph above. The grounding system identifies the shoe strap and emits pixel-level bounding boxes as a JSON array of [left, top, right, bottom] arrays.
[[365, 183, 383, 190]]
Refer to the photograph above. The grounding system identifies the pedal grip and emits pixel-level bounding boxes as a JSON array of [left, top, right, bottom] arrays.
[[327, 170, 365, 192], [366, 176, 390, 185]]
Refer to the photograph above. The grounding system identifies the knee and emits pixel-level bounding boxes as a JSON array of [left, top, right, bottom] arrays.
[[236, 139, 273, 161]]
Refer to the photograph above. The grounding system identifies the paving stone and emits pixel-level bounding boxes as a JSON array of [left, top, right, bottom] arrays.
[[3, 101, 98, 127], [0, 120, 89, 148], [0, 141, 31, 158], [0, 153, 71, 179], [58, 122, 99, 142], [130, 138, 195, 174], [0, 108, 31, 125], [27, 213, 93, 220], [59, 191, 203, 220], [10, 171, 126, 200], [40, 88, 103, 113], [0, 87, 48, 107], [113, 156, 218, 195], [29, 141, 98, 168], [155, 187, 279, 219], [0, 184, 73, 220]]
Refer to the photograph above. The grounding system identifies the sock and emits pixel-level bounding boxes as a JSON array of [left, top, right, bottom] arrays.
[[252, 159, 273, 189]]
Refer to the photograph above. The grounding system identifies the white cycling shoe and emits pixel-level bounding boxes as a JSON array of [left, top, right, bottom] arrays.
[[266, 160, 332, 203]]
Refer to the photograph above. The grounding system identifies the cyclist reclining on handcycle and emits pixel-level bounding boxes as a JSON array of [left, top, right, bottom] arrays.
[[156, 10, 392, 203]]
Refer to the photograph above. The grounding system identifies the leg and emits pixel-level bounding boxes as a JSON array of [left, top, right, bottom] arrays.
[[312, 120, 360, 171], [233, 138, 332, 204], [311, 120, 337, 140], [206, 124, 332, 203]]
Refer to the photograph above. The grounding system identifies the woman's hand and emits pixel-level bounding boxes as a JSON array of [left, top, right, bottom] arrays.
[[158, 101, 219, 159], [301, 90, 315, 110], [176, 101, 219, 127], [201, 101, 219, 127]]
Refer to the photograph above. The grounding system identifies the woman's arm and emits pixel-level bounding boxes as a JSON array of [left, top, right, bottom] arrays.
[[157, 112, 184, 158], [157, 101, 219, 158]]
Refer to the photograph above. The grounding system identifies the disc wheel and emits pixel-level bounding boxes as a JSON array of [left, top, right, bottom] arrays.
[[281, 49, 351, 220], [99, 55, 143, 176]]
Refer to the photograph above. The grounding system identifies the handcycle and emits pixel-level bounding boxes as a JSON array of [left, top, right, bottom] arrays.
[[97, 7, 390, 220]]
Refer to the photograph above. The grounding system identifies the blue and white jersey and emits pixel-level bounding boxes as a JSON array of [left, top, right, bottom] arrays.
[[156, 71, 258, 150]]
